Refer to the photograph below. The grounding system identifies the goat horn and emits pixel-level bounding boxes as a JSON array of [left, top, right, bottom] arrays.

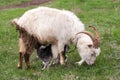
[[75, 31, 96, 47], [89, 26, 101, 47]]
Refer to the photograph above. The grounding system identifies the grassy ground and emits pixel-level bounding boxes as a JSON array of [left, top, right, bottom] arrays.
[[0, 0, 30, 6], [0, 0, 120, 80]]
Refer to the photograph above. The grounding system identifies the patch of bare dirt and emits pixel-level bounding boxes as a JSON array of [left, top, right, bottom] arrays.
[[0, 0, 52, 10]]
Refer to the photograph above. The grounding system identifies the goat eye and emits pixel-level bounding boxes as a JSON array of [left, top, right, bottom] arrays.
[[91, 53, 96, 57], [88, 44, 92, 48]]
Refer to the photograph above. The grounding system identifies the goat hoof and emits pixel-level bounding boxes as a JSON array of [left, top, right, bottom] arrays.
[[18, 66, 22, 69], [41, 64, 48, 70], [75, 62, 82, 66], [61, 62, 65, 65], [60, 60, 65, 65], [17, 64, 22, 69], [26, 66, 30, 69], [41, 67, 46, 70]]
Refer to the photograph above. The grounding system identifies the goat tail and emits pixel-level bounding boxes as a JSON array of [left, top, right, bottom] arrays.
[[11, 18, 19, 26]]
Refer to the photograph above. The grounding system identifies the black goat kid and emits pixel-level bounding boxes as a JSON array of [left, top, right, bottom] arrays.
[[36, 44, 69, 70]]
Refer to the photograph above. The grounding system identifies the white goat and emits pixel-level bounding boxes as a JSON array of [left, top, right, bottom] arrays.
[[12, 7, 101, 69]]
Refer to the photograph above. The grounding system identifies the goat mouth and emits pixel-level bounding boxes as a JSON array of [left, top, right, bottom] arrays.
[[86, 61, 94, 66]]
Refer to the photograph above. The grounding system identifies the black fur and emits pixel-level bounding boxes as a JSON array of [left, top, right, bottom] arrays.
[[36, 43, 69, 69], [37, 44, 52, 63]]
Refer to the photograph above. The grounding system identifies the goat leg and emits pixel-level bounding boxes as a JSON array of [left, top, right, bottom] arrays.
[[24, 53, 30, 69], [18, 52, 24, 69], [60, 51, 65, 65], [76, 59, 84, 66]]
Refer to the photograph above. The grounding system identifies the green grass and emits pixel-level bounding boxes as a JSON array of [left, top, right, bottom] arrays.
[[0, 0, 30, 6], [0, 0, 120, 80]]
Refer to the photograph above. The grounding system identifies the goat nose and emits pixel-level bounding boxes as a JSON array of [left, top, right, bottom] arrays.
[[89, 62, 94, 66]]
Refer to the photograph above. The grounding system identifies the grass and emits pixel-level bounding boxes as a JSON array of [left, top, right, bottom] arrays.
[[0, 0, 30, 6], [0, 0, 120, 80]]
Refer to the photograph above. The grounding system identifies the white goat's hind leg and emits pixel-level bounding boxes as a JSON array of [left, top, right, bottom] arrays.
[[18, 38, 26, 69], [76, 59, 84, 66]]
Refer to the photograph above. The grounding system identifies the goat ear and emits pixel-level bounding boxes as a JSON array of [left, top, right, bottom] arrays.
[[88, 44, 93, 48]]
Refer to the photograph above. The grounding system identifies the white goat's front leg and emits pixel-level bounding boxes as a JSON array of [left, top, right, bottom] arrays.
[[59, 51, 65, 65], [76, 59, 84, 66], [51, 44, 59, 60], [58, 42, 65, 65]]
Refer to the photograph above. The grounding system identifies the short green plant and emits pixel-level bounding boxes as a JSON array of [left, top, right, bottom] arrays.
[[0, 0, 120, 80]]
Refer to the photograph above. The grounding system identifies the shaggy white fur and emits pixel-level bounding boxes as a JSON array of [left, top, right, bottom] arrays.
[[14, 7, 85, 64], [16, 7, 84, 44]]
